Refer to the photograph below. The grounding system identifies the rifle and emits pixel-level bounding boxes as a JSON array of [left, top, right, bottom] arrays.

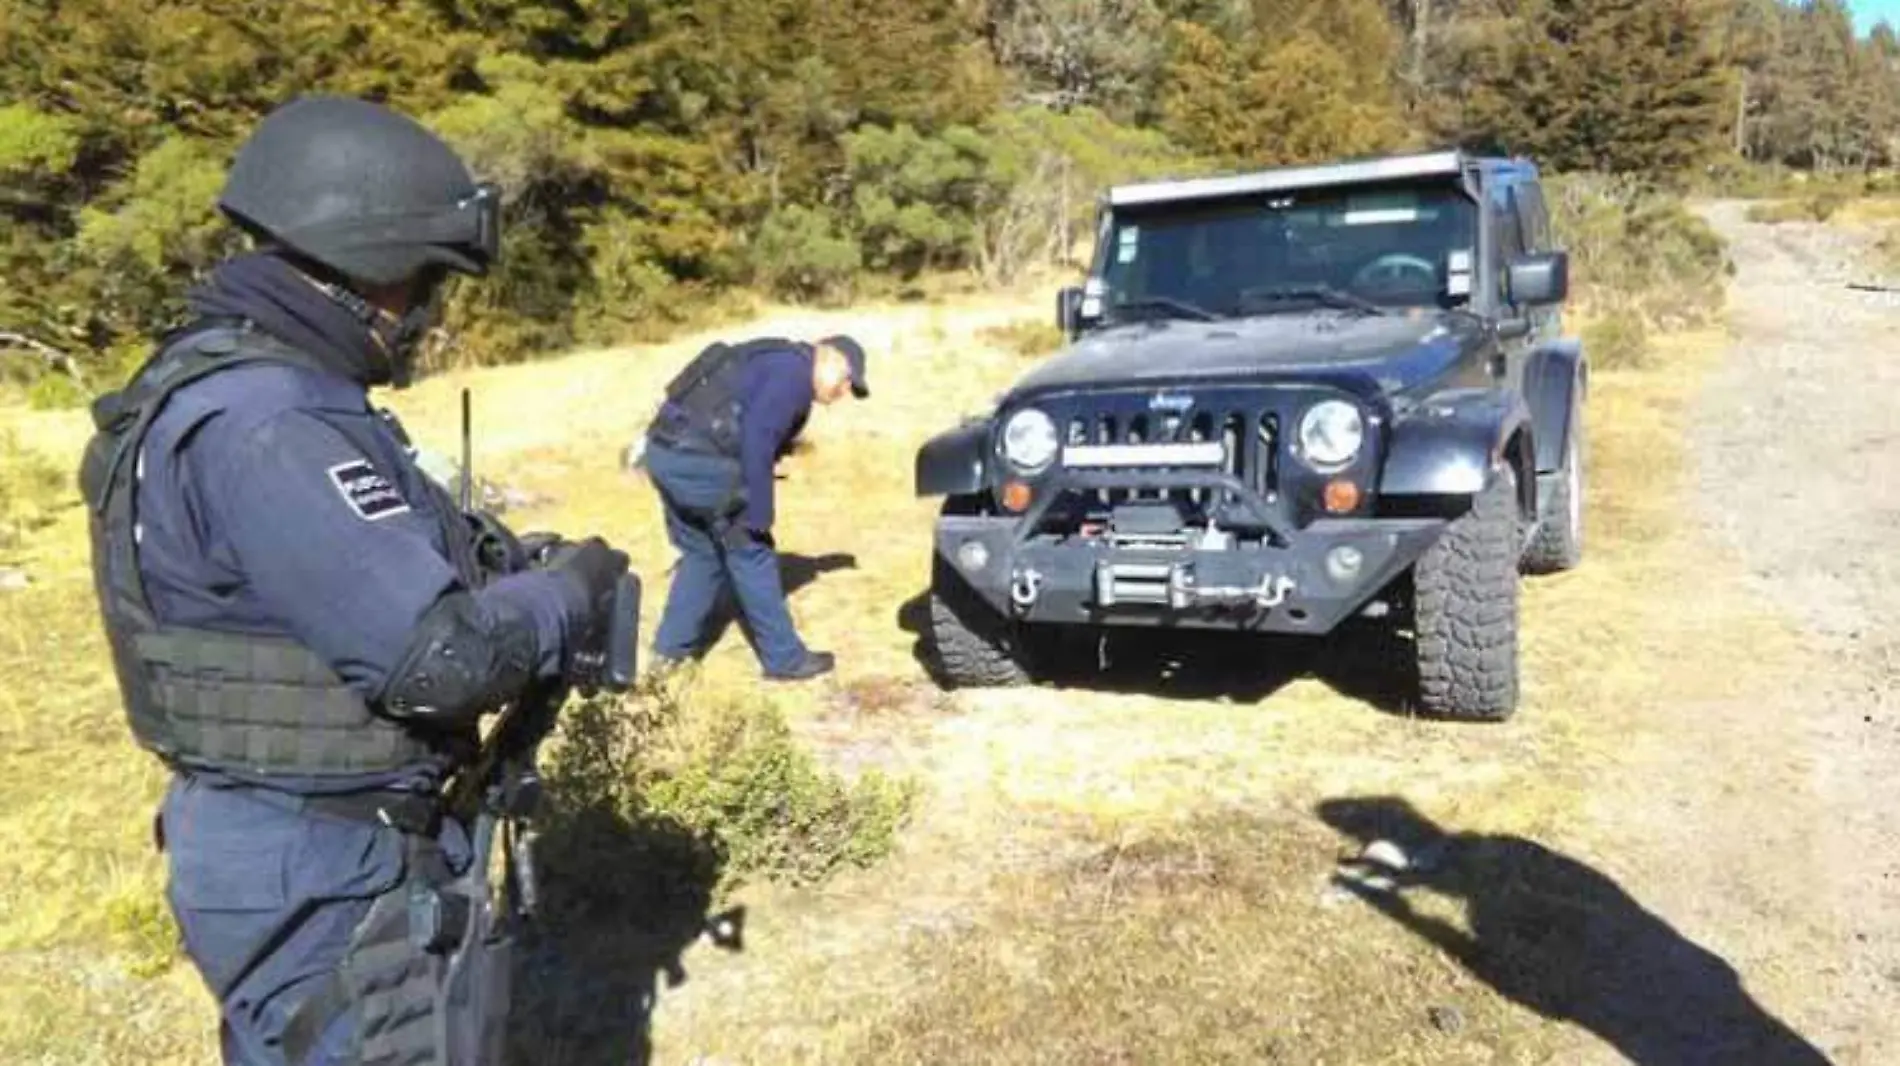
[[436, 388, 643, 1047]]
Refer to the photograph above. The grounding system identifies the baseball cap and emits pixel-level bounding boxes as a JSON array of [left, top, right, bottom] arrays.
[[818, 334, 869, 398]]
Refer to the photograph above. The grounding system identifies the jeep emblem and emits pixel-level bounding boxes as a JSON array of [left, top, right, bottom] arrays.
[[1148, 391, 1194, 413]]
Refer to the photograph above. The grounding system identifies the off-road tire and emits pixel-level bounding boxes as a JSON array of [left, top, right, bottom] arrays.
[[1412, 464, 1521, 721], [928, 556, 1033, 688], [1523, 397, 1585, 574]]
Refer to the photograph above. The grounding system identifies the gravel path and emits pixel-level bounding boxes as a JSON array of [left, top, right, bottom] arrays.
[[1679, 201, 1900, 1064]]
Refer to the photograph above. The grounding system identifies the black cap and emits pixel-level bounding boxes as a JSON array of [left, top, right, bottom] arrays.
[[819, 334, 869, 398]]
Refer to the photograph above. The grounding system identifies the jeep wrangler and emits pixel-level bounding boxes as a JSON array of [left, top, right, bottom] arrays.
[[913, 150, 1587, 721]]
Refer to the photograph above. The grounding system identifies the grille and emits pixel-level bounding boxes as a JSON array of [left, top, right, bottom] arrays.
[[1042, 389, 1288, 514]]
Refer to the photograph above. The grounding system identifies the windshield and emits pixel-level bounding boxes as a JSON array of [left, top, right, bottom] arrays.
[[1095, 182, 1477, 321]]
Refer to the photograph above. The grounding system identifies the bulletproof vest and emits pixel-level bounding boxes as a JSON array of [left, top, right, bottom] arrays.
[[78, 323, 449, 778], [648, 337, 800, 457]]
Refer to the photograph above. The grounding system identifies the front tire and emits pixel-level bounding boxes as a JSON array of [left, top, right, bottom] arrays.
[[927, 556, 1033, 688], [1411, 463, 1522, 721]]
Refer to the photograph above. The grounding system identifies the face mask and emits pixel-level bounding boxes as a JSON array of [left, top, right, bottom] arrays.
[[378, 272, 451, 388]]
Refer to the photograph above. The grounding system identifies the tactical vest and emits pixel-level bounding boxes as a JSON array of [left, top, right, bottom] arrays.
[[647, 336, 801, 457], [78, 323, 450, 778]]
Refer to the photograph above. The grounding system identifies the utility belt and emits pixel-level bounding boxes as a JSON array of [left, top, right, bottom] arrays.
[[237, 785, 447, 838]]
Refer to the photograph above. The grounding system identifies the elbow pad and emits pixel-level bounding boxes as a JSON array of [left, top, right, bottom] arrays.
[[381, 592, 539, 725]]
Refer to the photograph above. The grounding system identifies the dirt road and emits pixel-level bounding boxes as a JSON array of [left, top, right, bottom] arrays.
[[1662, 203, 1900, 1063]]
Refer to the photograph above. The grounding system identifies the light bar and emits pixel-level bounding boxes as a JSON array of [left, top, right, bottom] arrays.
[[1107, 151, 1468, 208], [1064, 442, 1227, 469]]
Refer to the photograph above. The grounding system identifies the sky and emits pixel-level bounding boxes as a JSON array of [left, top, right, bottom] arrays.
[[1858, 0, 1900, 35]]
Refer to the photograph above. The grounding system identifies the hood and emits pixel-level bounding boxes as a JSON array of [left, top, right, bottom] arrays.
[[1007, 311, 1485, 402]]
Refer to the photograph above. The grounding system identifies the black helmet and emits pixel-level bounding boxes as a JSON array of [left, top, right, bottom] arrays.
[[217, 95, 500, 289]]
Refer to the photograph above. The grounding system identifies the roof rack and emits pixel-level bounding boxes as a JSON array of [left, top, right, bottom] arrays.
[[1106, 150, 1474, 209]]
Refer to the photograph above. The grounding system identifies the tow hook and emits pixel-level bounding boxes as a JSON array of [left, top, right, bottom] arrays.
[[1256, 575, 1295, 609], [1010, 568, 1044, 613]]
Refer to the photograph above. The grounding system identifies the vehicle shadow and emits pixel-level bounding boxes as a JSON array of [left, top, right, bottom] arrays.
[[504, 701, 745, 1065], [687, 550, 858, 659], [1317, 795, 1835, 1066], [895, 585, 1422, 714]]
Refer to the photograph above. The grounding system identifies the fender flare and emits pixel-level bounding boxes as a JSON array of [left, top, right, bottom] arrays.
[[1379, 387, 1535, 514], [915, 419, 991, 498], [1523, 338, 1588, 473]]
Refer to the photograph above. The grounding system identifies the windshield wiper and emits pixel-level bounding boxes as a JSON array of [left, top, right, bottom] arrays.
[[1238, 284, 1386, 317], [1105, 295, 1224, 323]]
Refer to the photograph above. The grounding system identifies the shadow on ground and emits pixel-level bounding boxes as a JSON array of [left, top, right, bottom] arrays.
[[1318, 795, 1834, 1066], [503, 720, 746, 1064], [896, 586, 1422, 714]]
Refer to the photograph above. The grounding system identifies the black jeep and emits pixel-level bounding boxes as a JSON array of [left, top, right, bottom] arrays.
[[913, 150, 1587, 721]]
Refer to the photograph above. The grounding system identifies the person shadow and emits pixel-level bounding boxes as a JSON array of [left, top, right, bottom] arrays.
[[1317, 795, 1834, 1066], [502, 693, 746, 1065]]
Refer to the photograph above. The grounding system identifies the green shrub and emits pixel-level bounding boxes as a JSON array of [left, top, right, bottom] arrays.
[[1746, 191, 1850, 224], [1547, 173, 1729, 334], [540, 683, 916, 904], [979, 317, 1066, 357], [0, 429, 67, 549], [1581, 313, 1650, 371], [751, 204, 864, 303]]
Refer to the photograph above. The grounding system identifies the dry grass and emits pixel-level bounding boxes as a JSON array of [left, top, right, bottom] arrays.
[[0, 270, 1811, 1063]]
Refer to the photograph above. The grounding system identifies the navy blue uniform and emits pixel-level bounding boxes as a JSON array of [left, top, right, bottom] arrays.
[[648, 345, 814, 673], [133, 267, 587, 1062]]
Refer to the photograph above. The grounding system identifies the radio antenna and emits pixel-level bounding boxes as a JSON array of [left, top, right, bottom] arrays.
[[459, 387, 473, 513]]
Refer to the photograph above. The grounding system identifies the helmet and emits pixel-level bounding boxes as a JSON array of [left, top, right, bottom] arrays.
[[217, 95, 500, 289]]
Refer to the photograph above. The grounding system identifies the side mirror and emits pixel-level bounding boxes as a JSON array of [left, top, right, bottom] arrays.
[[1507, 251, 1569, 307], [1056, 285, 1084, 336]]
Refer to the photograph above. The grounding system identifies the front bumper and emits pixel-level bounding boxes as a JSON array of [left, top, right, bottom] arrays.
[[934, 514, 1447, 635]]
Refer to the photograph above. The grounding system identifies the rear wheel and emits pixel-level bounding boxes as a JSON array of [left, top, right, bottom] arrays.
[[927, 556, 1033, 688], [1411, 463, 1522, 721]]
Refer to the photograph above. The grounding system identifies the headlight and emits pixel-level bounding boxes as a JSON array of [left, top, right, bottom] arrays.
[[1002, 408, 1060, 473], [1298, 400, 1365, 467]]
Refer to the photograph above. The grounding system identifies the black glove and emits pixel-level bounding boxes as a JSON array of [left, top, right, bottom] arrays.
[[466, 510, 527, 577], [547, 536, 628, 617], [518, 531, 564, 568], [545, 537, 630, 686]]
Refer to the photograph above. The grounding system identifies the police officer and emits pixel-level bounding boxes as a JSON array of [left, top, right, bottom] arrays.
[[78, 95, 630, 1064], [641, 334, 868, 680]]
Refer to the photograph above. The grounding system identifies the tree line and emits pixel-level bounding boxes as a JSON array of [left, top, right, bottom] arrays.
[[2, 0, 1895, 395]]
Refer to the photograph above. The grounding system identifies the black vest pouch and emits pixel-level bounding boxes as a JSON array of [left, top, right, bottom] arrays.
[[279, 829, 481, 1066]]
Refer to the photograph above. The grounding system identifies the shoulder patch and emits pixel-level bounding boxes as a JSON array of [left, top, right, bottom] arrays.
[[327, 459, 411, 521]]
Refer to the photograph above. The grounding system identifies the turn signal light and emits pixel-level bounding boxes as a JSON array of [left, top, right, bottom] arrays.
[[1323, 478, 1361, 514], [1001, 480, 1034, 512]]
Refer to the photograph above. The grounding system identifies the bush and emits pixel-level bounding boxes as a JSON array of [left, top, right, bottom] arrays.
[[979, 317, 1066, 357], [0, 429, 67, 549], [1581, 314, 1650, 371], [540, 682, 916, 903], [1746, 191, 1850, 224], [751, 204, 864, 303], [1547, 172, 1730, 334]]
